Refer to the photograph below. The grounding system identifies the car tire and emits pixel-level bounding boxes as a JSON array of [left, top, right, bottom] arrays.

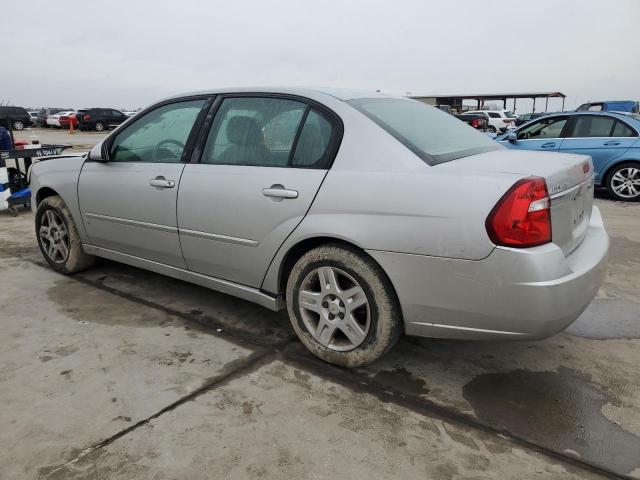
[[35, 195, 96, 274], [94, 121, 105, 132], [286, 243, 402, 367], [606, 162, 640, 202], [486, 126, 497, 133], [13, 120, 24, 130]]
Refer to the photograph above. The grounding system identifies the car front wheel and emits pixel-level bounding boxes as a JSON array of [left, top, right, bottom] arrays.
[[286, 244, 402, 367], [36, 195, 96, 274], [607, 162, 640, 202]]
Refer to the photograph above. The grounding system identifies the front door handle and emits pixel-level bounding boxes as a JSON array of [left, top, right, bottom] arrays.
[[604, 141, 621, 146], [262, 184, 299, 201], [149, 176, 175, 189], [541, 142, 556, 149]]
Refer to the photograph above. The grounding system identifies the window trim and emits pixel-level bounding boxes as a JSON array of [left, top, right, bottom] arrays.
[[563, 114, 639, 139], [191, 92, 344, 170], [100, 95, 214, 164]]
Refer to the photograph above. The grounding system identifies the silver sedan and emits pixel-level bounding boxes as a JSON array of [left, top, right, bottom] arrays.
[[30, 88, 609, 366]]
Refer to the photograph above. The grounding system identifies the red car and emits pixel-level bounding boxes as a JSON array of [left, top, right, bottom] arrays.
[[59, 113, 73, 129]]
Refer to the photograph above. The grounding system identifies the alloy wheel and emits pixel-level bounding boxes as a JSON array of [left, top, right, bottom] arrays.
[[39, 210, 70, 263], [611, 167, 640, 199], [13, 121, 24, 130], [95, 122, 104, 131], [298, 266, 371, 351]]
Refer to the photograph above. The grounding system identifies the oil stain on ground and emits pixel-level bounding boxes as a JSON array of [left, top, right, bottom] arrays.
[[463, 367, 640, 475]]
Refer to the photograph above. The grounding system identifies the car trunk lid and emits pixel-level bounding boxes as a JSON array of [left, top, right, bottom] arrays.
[[438, 149, 594, 255]]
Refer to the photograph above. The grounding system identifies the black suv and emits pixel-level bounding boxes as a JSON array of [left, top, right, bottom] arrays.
[[0, 106, 33, 130], [76, 108, 127, 131]]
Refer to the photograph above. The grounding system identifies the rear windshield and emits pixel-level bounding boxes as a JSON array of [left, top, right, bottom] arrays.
[[348, 98, 501, 164]]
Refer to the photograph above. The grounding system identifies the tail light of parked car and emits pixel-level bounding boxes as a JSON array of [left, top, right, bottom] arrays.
[[83, 114, 91, 121], [471, 119, 480, 128], [485, 177, 551, 248]]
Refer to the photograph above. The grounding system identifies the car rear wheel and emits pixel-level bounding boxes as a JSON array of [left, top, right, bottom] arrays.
[[286, 244, 402, 367], [13, 120, 24, 130], [486, 125, 496, 133], [94, 121, 105, 132], [607, 162, 640, 202], [36, 195, 96, 274]]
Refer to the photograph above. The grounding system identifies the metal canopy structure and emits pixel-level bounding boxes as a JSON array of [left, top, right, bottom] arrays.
[[409, 91, 566, 113]]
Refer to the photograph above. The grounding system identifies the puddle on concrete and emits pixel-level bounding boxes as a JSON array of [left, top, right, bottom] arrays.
[[463, 367, 640, 475], [372, 367, 430, 396]]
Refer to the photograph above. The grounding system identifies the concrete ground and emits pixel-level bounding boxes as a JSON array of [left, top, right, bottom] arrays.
[[0, 194, 638, 479], [13, 127, 109, 154]]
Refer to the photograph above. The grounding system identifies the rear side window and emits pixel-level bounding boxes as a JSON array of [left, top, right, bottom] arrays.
[[612, 121, 636, 137], [110, 99, 206, 163], [348, 98, 501, 164], [570, 116, 616, 137], [488, 112, 501, 118], [291, 110, 334, 168], [203, 97, 307, 167]]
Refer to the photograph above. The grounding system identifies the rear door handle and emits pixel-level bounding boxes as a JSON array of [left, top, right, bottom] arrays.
[[541, 142, 556, 149], [604, 141, 621, 146], [262, 184, 298, 200], [149, 176, 175, 189]]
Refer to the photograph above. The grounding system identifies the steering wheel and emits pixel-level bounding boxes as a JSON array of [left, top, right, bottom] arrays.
[[153, 139, 185, 162]]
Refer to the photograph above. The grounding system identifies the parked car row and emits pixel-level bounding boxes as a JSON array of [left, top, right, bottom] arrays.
[[0, 106, 133, 131]]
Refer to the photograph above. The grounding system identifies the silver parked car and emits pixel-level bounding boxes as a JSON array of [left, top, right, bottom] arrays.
[[31, 88, 609, 366]]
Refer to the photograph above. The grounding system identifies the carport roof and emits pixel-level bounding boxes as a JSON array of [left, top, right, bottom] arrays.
[[410, 92, 566, 100]]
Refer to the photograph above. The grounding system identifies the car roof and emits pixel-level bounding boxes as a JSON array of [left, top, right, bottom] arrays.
[[160, 86, 397, 102], [538, 111, 640, 123]]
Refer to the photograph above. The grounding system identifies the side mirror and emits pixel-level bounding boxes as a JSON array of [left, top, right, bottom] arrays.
[[507, 131, 518, 143], [88, 141, 108, 161]]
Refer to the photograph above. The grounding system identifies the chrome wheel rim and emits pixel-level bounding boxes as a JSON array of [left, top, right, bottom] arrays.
[[298, 266, 370, 351], [39, 210, 69, 263], [14, 121, 23, 130], [611, 167, 640, 199], [95, 122, 104, 131]]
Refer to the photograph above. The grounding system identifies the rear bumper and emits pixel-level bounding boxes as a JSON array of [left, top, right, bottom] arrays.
[[367, 206, 609, 340]]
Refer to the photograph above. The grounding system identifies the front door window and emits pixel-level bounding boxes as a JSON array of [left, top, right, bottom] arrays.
[[110, 100, 206, 163], [517, 117, 567, 140]]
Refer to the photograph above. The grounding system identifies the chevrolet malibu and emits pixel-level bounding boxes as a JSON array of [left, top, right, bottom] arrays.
[[31, 88, 609, 367]]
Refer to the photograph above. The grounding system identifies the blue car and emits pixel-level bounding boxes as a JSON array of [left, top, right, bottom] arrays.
[[496, 111, 640, 201], [576, 100, 639, 113]]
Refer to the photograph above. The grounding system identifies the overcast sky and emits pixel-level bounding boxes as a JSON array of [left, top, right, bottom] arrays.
[[1, 0, 638, 112]]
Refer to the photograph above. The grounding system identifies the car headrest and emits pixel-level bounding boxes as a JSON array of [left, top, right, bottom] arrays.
[[226, 116, 261, 146]]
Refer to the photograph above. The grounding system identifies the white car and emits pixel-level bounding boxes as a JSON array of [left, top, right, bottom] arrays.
[[46, 111, 75, 128], [466, 109, 516, 133]]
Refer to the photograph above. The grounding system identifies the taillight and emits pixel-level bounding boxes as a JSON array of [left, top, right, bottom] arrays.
[[485, 177, 551, 248], [471, 119, 479, 128], [84, 114, 91, 121]]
